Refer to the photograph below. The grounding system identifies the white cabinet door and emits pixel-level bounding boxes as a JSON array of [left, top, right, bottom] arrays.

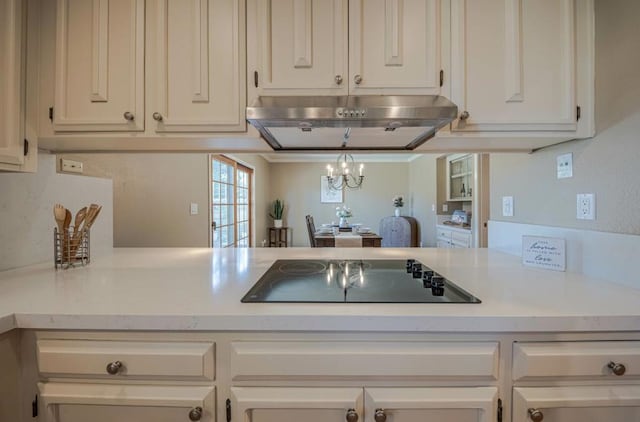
[[153, 0, 245, 132], [232, 387, 363, 422], [451, 0, 577, 132], [349, 0, 443, 95], [364, 387, 498, 422], [53, 0, 144, 131], [513, 386, 640, 422], [248, 0, 348, 98], [39, 383, 215, 422], [0, 0, 25, 167]]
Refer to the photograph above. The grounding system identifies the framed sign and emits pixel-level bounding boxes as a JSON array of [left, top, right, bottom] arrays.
[[522, 235, 566, 271], [320, 176, 343, 203]]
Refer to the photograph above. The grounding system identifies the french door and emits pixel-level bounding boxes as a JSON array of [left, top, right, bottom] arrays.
[[210, 155, 252, 247]]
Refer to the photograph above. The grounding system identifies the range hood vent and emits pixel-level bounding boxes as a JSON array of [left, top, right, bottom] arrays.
[[246, 95, 458, 151]]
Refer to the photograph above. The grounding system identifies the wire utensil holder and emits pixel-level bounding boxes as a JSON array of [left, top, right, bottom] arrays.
[[54, 227, 90, 269]]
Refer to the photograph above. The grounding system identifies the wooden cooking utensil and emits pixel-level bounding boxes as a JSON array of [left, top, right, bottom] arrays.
[[53, 204, 66, 234], [69, 207, 88, 257], [84, 204, 102, 230]]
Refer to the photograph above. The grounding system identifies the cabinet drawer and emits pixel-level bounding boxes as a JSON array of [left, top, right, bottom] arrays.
[[437, 228, 452, 240], [37, 340, 215, 380], [231, 341, 499, 380], [451, 231, 471, 247], [513, 341, 640, 380]]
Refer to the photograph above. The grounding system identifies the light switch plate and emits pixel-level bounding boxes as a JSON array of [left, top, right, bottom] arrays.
[[190, 203, 199, 215], [502, 196, 514, 217], [577, 193, 595, 220], [557, 153, 573, 179], [61, 159, 83, 174], [442, 204, 448, 213]]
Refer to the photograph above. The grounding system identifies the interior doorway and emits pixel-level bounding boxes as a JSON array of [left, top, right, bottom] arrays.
[[209, 155, 253, 247]]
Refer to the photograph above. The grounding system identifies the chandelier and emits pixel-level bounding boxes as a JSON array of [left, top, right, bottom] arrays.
[[325, 153, 364, 190]]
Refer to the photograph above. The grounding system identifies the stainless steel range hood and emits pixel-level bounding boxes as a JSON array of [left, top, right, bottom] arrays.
[[246, 95, 458, 151]]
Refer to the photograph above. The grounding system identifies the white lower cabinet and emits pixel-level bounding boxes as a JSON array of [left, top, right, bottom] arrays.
[[38, 383, 215, 422], [232, 387, 497, 422], [513, 386, 640, 422]]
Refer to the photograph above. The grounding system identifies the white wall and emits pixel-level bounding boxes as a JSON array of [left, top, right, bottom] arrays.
[[408, 155, 439, 246], [269, 161, 411, 246], [0, 152, 113, 270]]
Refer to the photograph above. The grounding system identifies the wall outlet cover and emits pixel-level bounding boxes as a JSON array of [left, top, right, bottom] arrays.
[[190, 203, 199, 215], [576, 193, 596, 220], [61, 159, 83, 174], [442, 204, 448, 212], [557, 153, 573, 179], [502, 196, 514, 217]]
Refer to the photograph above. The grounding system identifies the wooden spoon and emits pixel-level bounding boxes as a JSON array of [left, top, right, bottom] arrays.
[[84, 205, 102, 230], [69, 207, 87, 256]]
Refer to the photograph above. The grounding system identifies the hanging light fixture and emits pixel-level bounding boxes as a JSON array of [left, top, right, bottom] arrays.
[[325, 129, 364, 190]]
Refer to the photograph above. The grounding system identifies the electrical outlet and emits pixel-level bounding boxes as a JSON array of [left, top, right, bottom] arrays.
[[576, 193, 596, 220], [431, 204, 436, 212], [557, 153, 573, 179], [442, 204, 448, 213], [190, 203, 199, 215], [502, 196, 514, 217]]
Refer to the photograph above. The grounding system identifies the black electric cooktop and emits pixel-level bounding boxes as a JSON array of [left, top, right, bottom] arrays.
[[241, 259, 481, 303]]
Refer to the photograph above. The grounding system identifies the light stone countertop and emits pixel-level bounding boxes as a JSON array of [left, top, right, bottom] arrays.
[[436, 223, 472, 233], [0, 247, 639, 334]]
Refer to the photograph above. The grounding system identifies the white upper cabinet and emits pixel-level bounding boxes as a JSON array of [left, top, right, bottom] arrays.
[[348, 0, 442, 95], [248, 0, 349, 97], [152, 0, 245, 132], [0, 0, 27, 168], [450, 0, 580, 132], [248, 0, 443, 98], [53, 0, 145, 132]]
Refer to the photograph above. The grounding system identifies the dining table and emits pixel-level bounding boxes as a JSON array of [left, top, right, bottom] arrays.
[[314, 231, 382, 248]]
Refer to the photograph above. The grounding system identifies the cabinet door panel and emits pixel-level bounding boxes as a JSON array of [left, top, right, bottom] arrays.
[[39, 383, 215, 422], [513, 386, 640, 422], [53, 0, 144, 131], [451, 0, 576, 131], [232, 387, 363, 422], [349, 0, 442, 95], [249, 0, 348, 96], [365, 387, 497, 422], [154, 0, 245, 132], [0, 0, 25, 166]]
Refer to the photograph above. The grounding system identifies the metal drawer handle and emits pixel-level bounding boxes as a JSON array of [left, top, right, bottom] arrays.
[[528, 408, 544, 422], [346, 408, 358, 422], [335, 75, 343, 85], [105, 361, 123, 375], [608, 361, 626, 376], [189, 406, 203, 421], [152, 112, 163, 122], [459, 111, 470, 121], [123, 111, 135, 121], [354, 74, 363, 85], [374, 409, 386, 422]]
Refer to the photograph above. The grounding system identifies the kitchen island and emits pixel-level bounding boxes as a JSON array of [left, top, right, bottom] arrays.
[[2, 248, 640, 422]]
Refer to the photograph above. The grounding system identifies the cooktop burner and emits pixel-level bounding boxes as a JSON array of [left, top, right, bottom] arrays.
[[242, 259, 481, 303]]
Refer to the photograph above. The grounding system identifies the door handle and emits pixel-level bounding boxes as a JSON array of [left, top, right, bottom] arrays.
[[212, 221, 217, 231]]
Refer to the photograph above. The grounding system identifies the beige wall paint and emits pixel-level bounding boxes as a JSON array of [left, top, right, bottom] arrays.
[[0, 152, 113, 271], [58, 153, 272, 247], [489, 0, 640, 236], [408, 155, 438, 246], [269, 162, 411, 246]]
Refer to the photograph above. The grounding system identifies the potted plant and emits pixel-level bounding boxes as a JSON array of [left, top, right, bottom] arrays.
[[392, 195, 404, 217], [269, 199, 285, 228]]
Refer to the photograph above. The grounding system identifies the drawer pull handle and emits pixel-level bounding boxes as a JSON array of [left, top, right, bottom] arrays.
[[152, 112, 163, 122], [335, 75, 343, 85], [528, 408, 544, 422], [354, 74, 363, 85], [105, 361, 123, 375], [346, 408, 358, 422], [374, 409, 387, 422], [189, 406, 203, 421], [123, 111, 135, 121], [608, 361, 626, 376]]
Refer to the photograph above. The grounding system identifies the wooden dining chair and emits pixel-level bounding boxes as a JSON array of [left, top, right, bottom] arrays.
[[305, 215, 317, 247]]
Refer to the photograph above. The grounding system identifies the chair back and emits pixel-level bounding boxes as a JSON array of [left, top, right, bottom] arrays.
[[305, 215, 317, 247]]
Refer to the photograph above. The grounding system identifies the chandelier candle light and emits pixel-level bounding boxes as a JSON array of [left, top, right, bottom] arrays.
[[326, 153, 364, 190]]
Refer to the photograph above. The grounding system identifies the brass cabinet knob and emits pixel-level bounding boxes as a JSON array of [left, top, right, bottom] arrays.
[[335, 75, 343, 85], [123, 111, 135, 121], [528, 408, 544, 422], [354, 74, 363, 85], [608, 361, 626, 376], [345, 408, 358, 422], [152, 112, 163, 122], [374, 409, 387, 422], [105, 361, 123, 375], [188, 406, 203, 421]]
